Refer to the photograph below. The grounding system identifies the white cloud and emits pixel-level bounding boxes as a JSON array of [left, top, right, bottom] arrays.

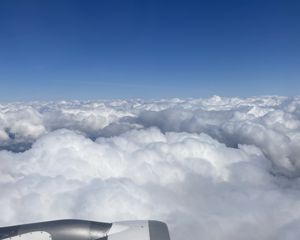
[[1, 96, 300, 240]]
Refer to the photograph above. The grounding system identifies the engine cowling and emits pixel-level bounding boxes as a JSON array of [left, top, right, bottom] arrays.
[[0, 219, 171, 240]]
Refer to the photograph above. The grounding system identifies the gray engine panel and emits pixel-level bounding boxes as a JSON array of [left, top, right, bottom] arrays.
[[0, 220, 111, 240]]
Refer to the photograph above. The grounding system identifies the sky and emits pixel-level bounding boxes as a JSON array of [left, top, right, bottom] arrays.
[[0, 0, 299, 101]]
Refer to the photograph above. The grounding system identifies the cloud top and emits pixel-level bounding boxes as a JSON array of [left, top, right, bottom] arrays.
[[1, 96, 300, 240]]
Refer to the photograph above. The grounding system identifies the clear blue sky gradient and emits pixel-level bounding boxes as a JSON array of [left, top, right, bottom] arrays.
[[0, 0, 299, 101]]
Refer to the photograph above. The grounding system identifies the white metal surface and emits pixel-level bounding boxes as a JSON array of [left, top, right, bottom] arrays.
[[107, 221, 150, 240], [3, 232, 51, 240]]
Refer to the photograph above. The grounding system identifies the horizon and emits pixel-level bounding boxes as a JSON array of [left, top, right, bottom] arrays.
[[0, 94, 296, 104]]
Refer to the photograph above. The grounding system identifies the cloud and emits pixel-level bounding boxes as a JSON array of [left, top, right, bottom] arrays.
[[1, 96, 300, 240]]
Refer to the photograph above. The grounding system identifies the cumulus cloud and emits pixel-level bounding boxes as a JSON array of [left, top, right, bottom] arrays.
[[1, 96, 300, 240]]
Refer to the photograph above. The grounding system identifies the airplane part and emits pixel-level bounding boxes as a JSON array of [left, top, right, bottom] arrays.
[[0, 219, 170, 240]]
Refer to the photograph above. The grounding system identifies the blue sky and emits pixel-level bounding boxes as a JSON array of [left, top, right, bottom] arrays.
[[0, 0, 299, 101]]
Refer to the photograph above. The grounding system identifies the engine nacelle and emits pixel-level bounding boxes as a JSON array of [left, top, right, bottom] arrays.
[[0, 219, 171, 240]]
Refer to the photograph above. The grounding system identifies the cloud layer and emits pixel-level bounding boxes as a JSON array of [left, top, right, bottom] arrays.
[[1, 96, 300, 240]]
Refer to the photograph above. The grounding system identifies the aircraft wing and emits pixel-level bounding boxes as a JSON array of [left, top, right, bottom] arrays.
[[0, 219, 170, 240]]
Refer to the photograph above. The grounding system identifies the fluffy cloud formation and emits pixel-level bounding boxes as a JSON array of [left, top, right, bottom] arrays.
[[1, 96, 300, 240]]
